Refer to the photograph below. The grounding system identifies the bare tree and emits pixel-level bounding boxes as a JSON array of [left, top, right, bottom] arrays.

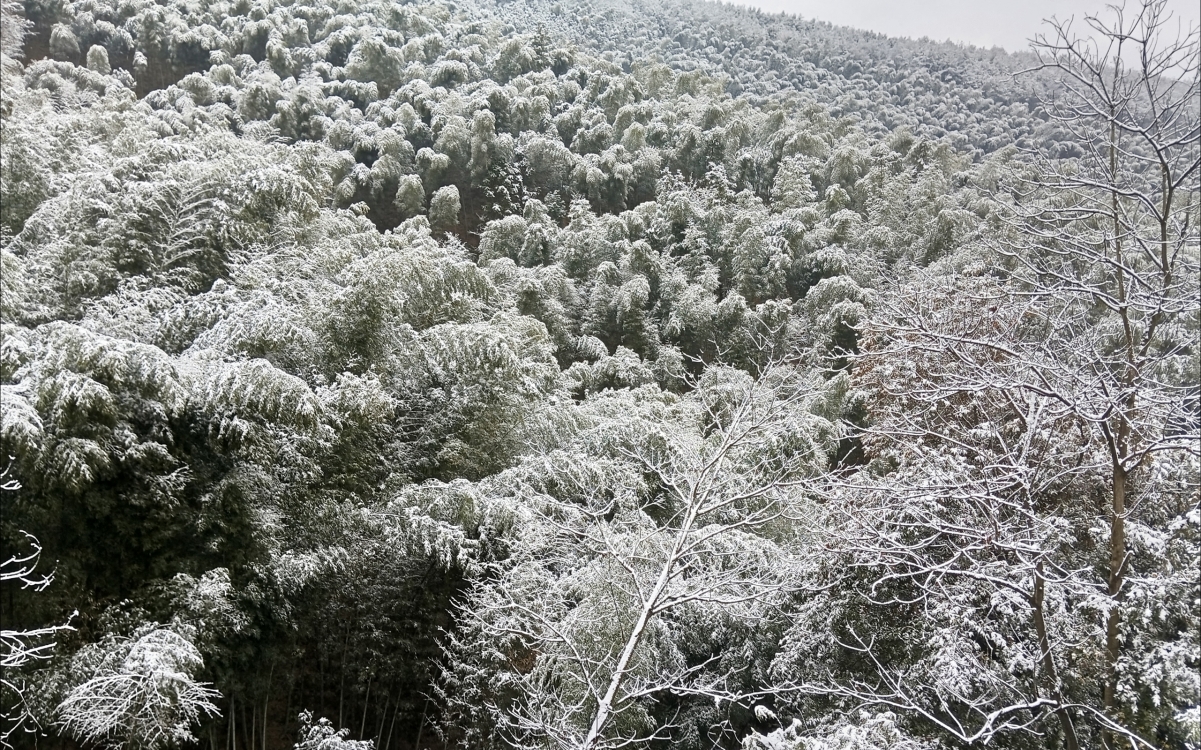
[[442, 363, 839, 749], [793, 277, 1112, 749], [1, 468, 73, 749], [55, 627, 220, 750], [1018, 2, 1199, 743], [778, 265, 1197, 748], [777, 3, 1199, 747]]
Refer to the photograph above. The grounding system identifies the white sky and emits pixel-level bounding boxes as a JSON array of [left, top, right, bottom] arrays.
[[724, 0, 1201, 53]]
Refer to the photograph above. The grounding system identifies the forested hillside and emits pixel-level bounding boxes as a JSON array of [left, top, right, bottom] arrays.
[[487, 0, 1052, 155], [1, 0, 1197, 747]]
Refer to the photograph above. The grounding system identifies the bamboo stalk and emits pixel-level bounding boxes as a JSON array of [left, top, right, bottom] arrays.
[[243, 698, 252, 750], [414, 697, 430, 749], [263, 663, 274, 750], [383, 696, 400, 750], [338, 626, 349, 729], [360, 675, 372, 739], [375, 690, 390, 747]]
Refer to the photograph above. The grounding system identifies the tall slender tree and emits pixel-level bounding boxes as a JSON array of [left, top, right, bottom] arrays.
[[778, 3, 1199, 748], [1019, 4, 1200, 741]]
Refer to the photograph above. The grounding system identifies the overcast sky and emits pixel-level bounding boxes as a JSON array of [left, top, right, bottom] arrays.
[[724, 0, 1200, 53]]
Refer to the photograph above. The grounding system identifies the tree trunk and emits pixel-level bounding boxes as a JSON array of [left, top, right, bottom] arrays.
[[243, 699, 252, 750], [582, 495, 700, 750], [375, 690, 390, 747], [360, 676, 372, 739], [384, 696, 400, 750], [1103, 462, 1128, 740], [263, 662, 273, 750], [415, 697, 430, 749], [1032, 561, 1080, 750], [338, 625, 350, 729]]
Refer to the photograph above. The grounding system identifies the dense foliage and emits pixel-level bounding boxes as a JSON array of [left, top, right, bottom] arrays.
[[1, 0, 1197, 748]]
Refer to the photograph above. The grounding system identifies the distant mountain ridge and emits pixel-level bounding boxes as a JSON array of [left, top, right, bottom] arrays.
[[484, 0, 1057, 155]]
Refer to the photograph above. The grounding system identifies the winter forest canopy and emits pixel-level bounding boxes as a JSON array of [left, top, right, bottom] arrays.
[[0, 0, 1197, 745]]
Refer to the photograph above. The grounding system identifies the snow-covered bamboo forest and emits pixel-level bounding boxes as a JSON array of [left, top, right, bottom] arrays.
[[0, 0, 1197, 745]]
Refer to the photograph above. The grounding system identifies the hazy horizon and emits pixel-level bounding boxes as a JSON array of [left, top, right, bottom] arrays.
[[725, 0, 1201, 53]]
